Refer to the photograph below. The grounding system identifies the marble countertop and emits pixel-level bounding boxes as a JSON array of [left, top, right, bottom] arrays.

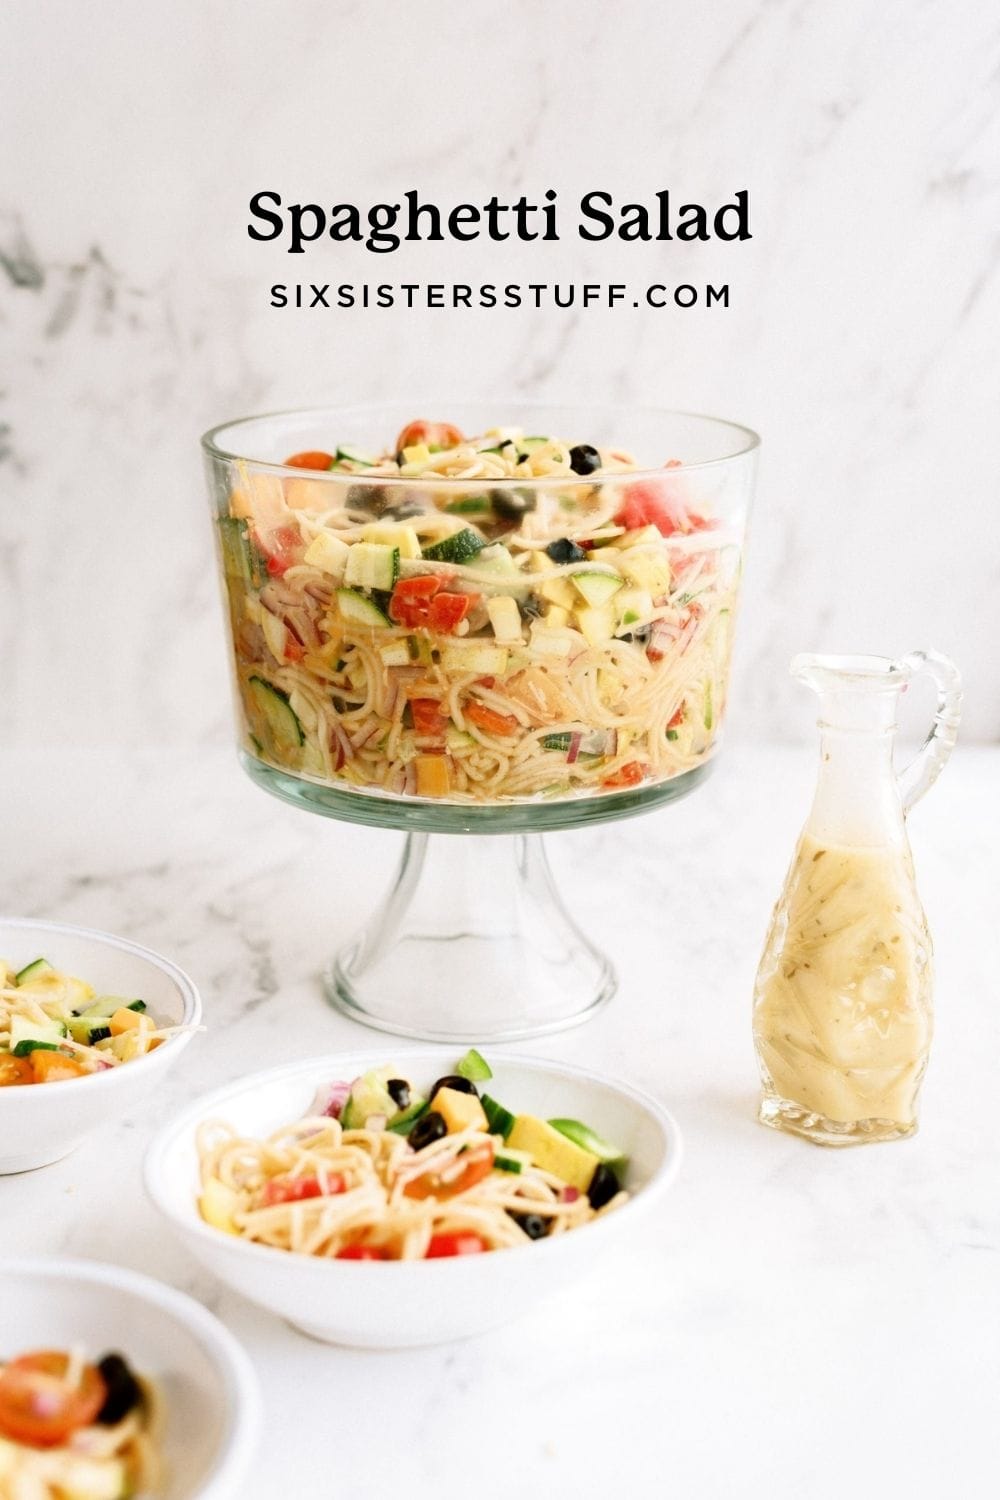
[[2, 743, 997, 1499]]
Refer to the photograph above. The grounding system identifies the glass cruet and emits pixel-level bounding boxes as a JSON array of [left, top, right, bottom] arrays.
[[753, 649, 962, 1146]]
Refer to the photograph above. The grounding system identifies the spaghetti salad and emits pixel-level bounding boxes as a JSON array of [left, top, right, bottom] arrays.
[[198, 1051, 629, 1260], [218, 418, 742, 804]]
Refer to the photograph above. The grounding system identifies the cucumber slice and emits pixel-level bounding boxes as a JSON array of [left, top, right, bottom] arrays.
[[455, 1048, 492, 1082], [445, 496, 492, 515], [247, 677, 304, 756], [67, 1016, 112, 1044], [386, 1098, 429, 1134], [494, 1152, 526, 1174], [472, 544, 520, 578], [10, 1015, 66, 1054], [571, 572, 623, 607], [540, 733, 572, 752], [422, 529, 487, 565], [336, 589, 391, 627], [336, 445, 379, 467], [549, 1118, 627, 1170], [481, 1093, 516, 1139], [14, 958, 53, 985], [344, 542, 400, 592], [517, 436, 549, 454], [219, 518, 264, 588]]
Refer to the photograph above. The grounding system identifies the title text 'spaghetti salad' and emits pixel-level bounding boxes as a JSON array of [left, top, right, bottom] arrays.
[[0, 1348, 160, 1499], [217, 419, 741, 803], [198, 1050, 629, 1259], [0, 958, 171, 1087]]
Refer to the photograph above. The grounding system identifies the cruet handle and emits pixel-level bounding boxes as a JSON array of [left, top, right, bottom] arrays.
[[896, 650, 963, 813]]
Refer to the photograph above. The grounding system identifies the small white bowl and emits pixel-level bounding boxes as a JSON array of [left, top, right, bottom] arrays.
[[0, 917, 202, 1173], [0, 1258, 260, 1499], [145, 1048, 682, 1348]]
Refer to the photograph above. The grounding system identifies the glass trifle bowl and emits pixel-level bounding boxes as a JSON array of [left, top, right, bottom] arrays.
[[204, 403, 758, 1039]]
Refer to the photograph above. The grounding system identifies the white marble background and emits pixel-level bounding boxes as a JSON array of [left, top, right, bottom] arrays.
[[2, 0, 999, 747]]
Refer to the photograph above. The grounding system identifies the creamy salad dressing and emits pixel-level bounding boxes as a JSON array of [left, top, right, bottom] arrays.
[[753, 833, 932, 1131]]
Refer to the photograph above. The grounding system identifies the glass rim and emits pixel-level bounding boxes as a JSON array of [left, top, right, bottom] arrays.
[[200, 401, 760, 486]]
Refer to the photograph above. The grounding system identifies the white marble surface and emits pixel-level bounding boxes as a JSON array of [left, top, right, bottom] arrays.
[[2, 0, 999, 747], [1, 743, 997, 1498]]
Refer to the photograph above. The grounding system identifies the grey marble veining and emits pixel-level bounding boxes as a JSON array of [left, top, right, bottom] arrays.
[[1, 0, 998, 751]]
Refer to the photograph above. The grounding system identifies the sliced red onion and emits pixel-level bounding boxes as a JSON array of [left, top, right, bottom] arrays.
[[566, 731, 583, 764], [309, 1080, 352, 1119], [350, 721, 383, 751], [330, 721, 355, 761], [561, 1186, 581, 1203]]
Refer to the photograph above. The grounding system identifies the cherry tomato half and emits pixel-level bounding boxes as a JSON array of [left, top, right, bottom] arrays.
[[404, 1142, 495, 1202], [336, 1245, 390, 1261], [259, 1173, 346, 1207], [410, 697, 448, 739], [30, 1051, 90, 1083], [602, 761, 647, 790], [389, 575, 442, 628], [0, 1352, 106, 1448], [465, 701, 520, 737], [425, 1232, 490, 1258], [0, 1055, 33, 1086], [395, 421, 464, 456], [284, 451, 336, 470]]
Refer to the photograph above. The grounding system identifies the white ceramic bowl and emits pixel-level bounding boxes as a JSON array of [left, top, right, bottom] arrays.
[[145, 1048, 682, 1348], [0, 1258, 260, 1499], [0, 917, 202, 1173]]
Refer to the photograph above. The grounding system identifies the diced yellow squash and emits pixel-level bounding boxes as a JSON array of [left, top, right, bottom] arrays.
[[575, 603, 616, 645], [617, 524, 663, 549], [619, 549, 671, 598], [19, 974, 94, 1008], [285, 477, 331, 511], [431, 1086, 490, 1134], [539, 575, 577, 609], [260, 610, 289, 663], [401, 443, 431, 468], [304, 531, 350, 575], [440, 642, 509, 675], [615, 587, 655, 628], [379, 640, 412, 666], [360, 523, 422, 559], [528, 622, 574, 657], [199, 1177, 240, 1235], [544, 604, 570, 629], [414, 754, 451, 797], [486, 595, 523, 643], [506, 1115, 599, 1192]]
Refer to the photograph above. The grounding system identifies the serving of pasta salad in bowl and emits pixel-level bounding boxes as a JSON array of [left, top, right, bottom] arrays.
[[204, 403, 757, 832], [145, 1048, 681, 1347]]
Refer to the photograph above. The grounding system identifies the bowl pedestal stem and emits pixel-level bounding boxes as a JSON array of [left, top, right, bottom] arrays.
[[327, 832, 616, 1042]]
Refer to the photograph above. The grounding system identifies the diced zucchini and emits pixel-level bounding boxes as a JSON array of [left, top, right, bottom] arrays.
[[614, 587, 655, 630], [445, 495, 492, 515], [303, 531, 350, 576], [344, 542, 400, 592], [540, 732, 572, 752], [471, 544, 520, 578], [575, 602, 616, 646], [247, 677, 304, 756], [14, 958, 53, 985], [67, 1015, 112, 1044], [481, 1093, 517, 1139], [528, 622, 574, 657], [260, 609, 290, 664], [337, 589, 391, 627], [359, 523, 422, 560], [422, 529, 487, 565], [486, 596, 523, 644], [439, 641, 510, 676], [379, 640, 413, 666], [10, 1015, 66, 1054], [336, 444, 379, 467], [456, 1048, 492, 1082], [571, 571, 623, 607], [494, 1152, 527, 1174], [619, 548, 671, 598], [386, 1097, 429, 1134], [341, 1069, 396, 1130], [218, 517, 263, 588], [539, 576, 577, 610]]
